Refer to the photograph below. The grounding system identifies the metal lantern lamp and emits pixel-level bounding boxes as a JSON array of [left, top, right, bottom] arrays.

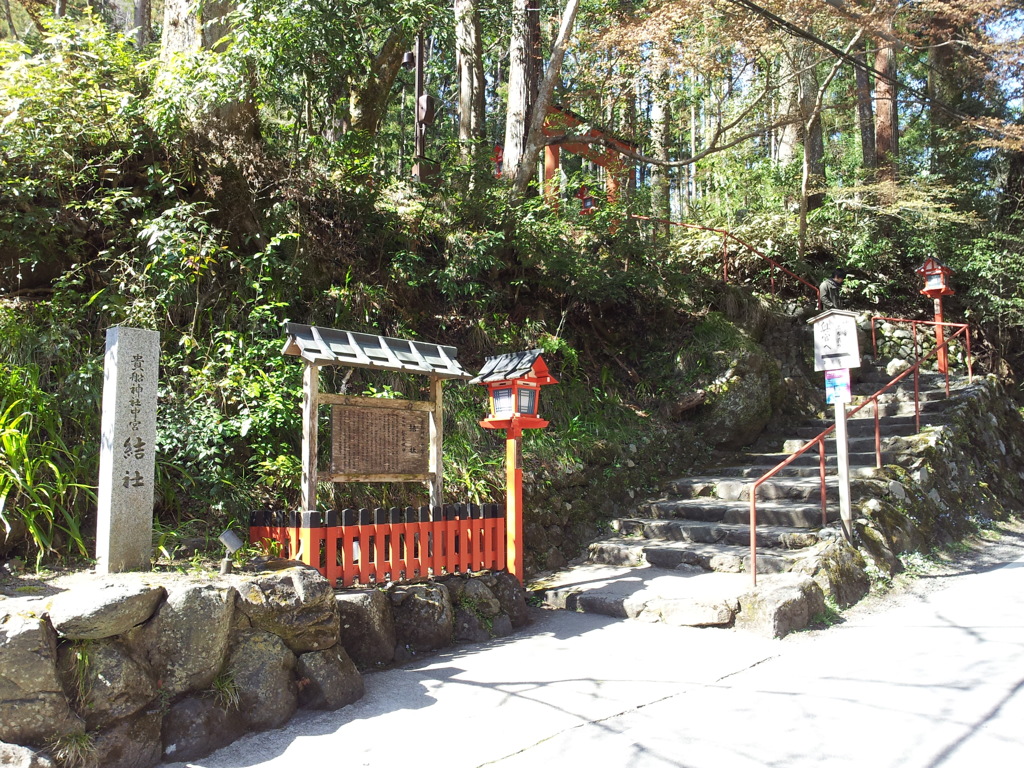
[[916, 258, 955, 374], [916, 257, 955, 298], [575, 185, 597, 215], [476, 350, 557, 432], [472, 350, 558, 582]]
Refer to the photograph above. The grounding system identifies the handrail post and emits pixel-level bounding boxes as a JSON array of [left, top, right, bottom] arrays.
[[722, 233, 728, 284], [873, 398, 882, 469], [818, 439, 827, 526], [966, 327, 973, 382], [749, 490, 758, 587], [871, 318, 878, 358], [914, 357, 921, 433]]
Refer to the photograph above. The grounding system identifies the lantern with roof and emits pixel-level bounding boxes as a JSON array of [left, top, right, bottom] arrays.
[[471, 350, 558, 582], [473, 350, 558, 433], [916, 257, 955, 298], [574, 185, 597, 215], [915, 258, 955, 374]]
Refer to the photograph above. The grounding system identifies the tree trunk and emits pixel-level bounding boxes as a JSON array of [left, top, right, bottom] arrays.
[[134, 0, 151, 49], [455, 0, 486, 163], [511, 0, 581, 198], [503, 0, 540, 173], [796, 42, 826, 212], [2, 0, 17, 38], [776, 51, 800, 165], [649, 78, 672, 229], [349, 30, 412, 136], [853, 36, 876, 171], [874, 14, 899, 189]]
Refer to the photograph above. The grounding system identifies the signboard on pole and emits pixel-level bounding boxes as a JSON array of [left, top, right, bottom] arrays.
[[810, 309, 860, 372]]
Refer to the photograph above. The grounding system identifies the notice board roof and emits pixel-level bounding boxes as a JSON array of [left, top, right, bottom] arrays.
[[282, 323, 471, 380]]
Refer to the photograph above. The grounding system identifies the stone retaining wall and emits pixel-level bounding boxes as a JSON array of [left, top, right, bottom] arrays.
[[0, 567, 527, 768], [856, 375, 1024, 575]]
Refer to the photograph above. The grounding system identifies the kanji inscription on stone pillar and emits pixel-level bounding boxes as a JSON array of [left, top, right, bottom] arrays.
[[95, 326, 159, 573]]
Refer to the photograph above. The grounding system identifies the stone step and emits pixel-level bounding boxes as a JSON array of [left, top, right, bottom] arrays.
[[664, 474, 845, 502], [538, 563, 750, 626], [782, 433, 915, 454], [589, 537, 810, 574], [612, 518, 821, 550], [802, 410, 945, 428], [849, 382, 952, 399], [734, 450, 892, 470], [791, 420, 921, 440], [845, 396, 955, 418], [713, 463, 883, 479], [853, 369, 970, 389], [536, 564, 829, 636], [637, 498, 839, 527]]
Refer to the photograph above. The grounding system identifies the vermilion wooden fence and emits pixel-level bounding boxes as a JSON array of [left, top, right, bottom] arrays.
[[249, 504, 505, 587]]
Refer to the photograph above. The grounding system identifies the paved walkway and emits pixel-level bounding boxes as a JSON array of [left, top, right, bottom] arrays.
[[164, 535, 1024, 768]]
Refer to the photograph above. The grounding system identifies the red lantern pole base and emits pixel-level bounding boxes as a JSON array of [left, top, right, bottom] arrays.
[[505, 422, 524, 583], [935, 297, 947, 375]]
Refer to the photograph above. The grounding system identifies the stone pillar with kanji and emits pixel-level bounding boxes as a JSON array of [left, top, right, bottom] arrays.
[[95, 326, 160, 573]]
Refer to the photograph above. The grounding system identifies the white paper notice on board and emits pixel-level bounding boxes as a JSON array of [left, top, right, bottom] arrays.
[[810, 310, 860, 372]]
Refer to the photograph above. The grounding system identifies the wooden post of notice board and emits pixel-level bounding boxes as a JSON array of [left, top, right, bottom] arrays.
[[301, 363, 320, 514], [428, 375, 443, 509]]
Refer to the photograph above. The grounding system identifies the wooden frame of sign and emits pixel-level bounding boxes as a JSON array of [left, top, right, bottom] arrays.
[[285, 325, 471, 516], [301, 371, 445, 510]]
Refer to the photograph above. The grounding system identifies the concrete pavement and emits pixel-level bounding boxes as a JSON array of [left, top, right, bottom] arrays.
[[164, 542, 1024, 768]]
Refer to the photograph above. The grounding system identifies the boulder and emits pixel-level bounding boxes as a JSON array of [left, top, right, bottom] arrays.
[[454, 608, 491, 643], [57, 638, 157, 729], [461, 577, 502, 617], [161, 695, 245, 763], [0, 742, 57, 768], [0, 610, 84, 746], [335, 589, 395, 669], [46, 583, 165, 640], [389, 582, 454, 653], [855, 520, 902, 577], [792, 541, 870, 608], [91, 710, 162, 768], [296, 645, 364, 710], [124, 584, 236, 697], [235, 566, 340, 653], [886, 358, 911, 377], [736, 575, 825, 638], [700, 349, 780, 449], [225, 629, 297, 731]]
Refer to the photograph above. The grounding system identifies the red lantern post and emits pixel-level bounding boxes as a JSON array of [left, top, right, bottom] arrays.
[[472, 351, 558, 583], [916, 258, 955, 374]]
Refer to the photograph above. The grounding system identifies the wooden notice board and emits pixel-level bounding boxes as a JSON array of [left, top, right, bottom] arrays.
[[330, 404, 430, 476]]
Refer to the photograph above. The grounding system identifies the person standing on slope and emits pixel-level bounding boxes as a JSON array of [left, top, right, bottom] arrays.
[[819, 269, 846, 311]]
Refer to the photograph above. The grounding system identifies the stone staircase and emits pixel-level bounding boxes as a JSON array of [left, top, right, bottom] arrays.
[[534, 362, 967, 636]]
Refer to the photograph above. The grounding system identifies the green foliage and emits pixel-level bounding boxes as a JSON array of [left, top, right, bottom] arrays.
[[0, 400, 95, 566], [209, 671, 242, 710], [0, 14, 150, 268], [46, 730, 95, 768]]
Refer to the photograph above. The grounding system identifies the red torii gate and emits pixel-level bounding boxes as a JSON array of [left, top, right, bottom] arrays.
[[542, 104, 635, 207]]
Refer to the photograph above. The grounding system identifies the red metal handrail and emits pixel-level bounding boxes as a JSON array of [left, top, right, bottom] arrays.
[[747, 324, 972, 586], [630, 214, 821, 307], [869, 317, 973, 395]]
